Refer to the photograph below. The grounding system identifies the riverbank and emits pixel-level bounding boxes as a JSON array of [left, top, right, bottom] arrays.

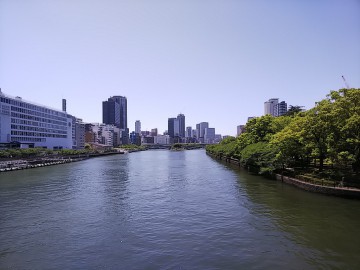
[[206, 151, 360, 199], [0, 151, 124, 173]]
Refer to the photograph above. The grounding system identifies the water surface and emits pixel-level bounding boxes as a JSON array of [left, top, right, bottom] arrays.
[[0, 150, 359, 269]]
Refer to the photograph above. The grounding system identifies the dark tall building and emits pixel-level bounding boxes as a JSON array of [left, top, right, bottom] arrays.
[[168, 118, 176, 138], [102, 96, 127, 129], [111, 96, 127, 129], [177, 114, 185, 138]]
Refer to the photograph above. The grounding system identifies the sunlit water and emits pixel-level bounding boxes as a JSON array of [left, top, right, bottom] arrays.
[[1, 150, 359, 269]]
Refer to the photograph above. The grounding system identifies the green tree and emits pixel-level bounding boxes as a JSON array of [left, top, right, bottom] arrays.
[[285, 105, 304, 117]]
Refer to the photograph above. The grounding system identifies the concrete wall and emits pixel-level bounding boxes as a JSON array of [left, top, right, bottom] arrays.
[[275, 174, 360, 199]]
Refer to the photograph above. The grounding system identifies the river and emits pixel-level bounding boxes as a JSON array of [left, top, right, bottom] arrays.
[[0, 149, 359, 269]]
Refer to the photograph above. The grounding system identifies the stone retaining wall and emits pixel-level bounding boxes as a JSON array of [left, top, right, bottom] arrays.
[[275, 174, 360, 199], [206, 151, 360, 199]]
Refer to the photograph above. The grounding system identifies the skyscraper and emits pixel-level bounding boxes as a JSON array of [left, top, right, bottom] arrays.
[[102, 98, 120, 128], [135, 120, 141, 134], [103, 95, 128, 144], [177, 114, 185, 138], [111, 96, 127, 129], [196, 122, 209, 143], [168, 118, 176, 138]]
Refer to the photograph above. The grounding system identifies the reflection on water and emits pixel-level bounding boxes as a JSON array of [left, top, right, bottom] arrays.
[[0, 150, 359, 269]]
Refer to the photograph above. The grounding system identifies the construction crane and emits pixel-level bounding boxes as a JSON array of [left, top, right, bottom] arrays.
[[342, 75, 350, 89]]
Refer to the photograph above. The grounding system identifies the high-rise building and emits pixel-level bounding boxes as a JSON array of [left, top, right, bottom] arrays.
[[186, 126, 192, 138], [168, 118, 176, 138], [274, 101, 288, 116], [177, 114, 185, 138], [174, 118, 180, 137], [103, 96, 128, 144], [102, 97, 120, 128], [135, 120, 141, 134], [264, 98, 279, 116], [204, 127, 215, 144], [196, 122, 209, 143], [103, 96, 127, 129]]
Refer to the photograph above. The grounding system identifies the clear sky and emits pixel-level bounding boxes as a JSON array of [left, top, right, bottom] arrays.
[[1, 0, 359, 136]]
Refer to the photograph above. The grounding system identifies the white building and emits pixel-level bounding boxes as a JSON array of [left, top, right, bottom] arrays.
[[135, 120, 141, 134], [0, 91, 73, 149], [154, 135, 170, 145], [264, 98, 279, 116]]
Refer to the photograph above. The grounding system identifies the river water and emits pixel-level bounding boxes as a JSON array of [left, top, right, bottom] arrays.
[[0, 149, 359, 269]]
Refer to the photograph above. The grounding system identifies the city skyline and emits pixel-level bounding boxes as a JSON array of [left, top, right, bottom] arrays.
[[1, 1, 359, 136]]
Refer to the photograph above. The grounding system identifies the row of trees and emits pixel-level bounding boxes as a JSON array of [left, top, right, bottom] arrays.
[[206, 89, 360, 179]]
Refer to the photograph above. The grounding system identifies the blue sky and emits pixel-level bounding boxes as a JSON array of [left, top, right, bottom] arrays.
[[1, 0, 359, 136]]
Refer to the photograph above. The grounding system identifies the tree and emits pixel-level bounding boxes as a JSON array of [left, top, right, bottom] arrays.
[[326, 89, 360, 171], [285, 105, 304, 117]]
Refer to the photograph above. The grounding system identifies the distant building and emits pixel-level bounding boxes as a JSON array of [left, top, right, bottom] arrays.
[[168, 118, 176, 138], [111, 96, 127, 130], [154, 135, 171, 145], [141, 136, 154, 145], [177, 114, 185, 138], [135, 120, 141, 134], [274, 101, 288, 116], [196, 122, 209, 143], [237, 125, 245, 136], [214, 134, 222, 143], [151, 128, 158, 136], [204, 128, 215, 144], [103, 95, 128, 143], [102, 97, 120, 128], [247, 116, 256, 122], [72, 117, 85, 149], [85, 123, 120, 147], [130, 131, 141, 145], [186, 126, 192, 138], [264, 98, 279, 116]]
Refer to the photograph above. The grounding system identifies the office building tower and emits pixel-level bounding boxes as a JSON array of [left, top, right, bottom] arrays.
[[112, 96, 127, 129], [103, 97, 120, 128], [135, 120, 141, 134], [264, 98, 279, 116], [177, 114, 185, 138], [204, 127, 215, 144], [102, 96, 127, 129], [196, 122, 209, 143], [186, 126, 192, 138], [168, 118, 176, 138]]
